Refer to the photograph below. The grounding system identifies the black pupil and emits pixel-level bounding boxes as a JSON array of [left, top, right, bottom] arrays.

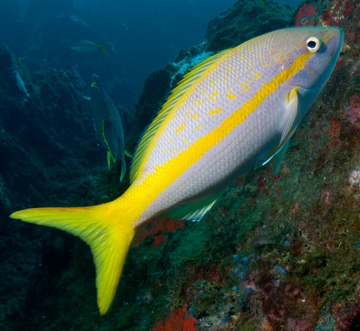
[[307, 40, 317, 49]]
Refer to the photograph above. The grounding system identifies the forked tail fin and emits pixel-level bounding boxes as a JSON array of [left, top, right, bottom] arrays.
[[97, 39, 108, 55], [10, 200, 135, 315]]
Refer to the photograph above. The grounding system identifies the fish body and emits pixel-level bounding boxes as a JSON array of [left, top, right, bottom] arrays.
[[70, 39, 108, 55], [128, 27, 343, 225], [90, 74, 127, 181], [11, 27, 343, 315], [12, 70, 30, 100]]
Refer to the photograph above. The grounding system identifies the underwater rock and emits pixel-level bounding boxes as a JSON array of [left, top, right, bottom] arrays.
[[135, 68, 172, 135], [205, 0, 295, 52], [0, 44, 106, 330], [6, 0, 360, 330]]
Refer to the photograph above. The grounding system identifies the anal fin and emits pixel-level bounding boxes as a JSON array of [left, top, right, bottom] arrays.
[[166, 192, 223, 222]]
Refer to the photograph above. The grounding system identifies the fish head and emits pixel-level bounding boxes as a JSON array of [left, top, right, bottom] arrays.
[[269, 27, 343, 117]]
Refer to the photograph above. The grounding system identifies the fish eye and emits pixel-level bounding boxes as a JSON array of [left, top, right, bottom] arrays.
[[306, 37, 321, 53]]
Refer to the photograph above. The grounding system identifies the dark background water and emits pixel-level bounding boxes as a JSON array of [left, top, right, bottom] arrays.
[[1, 0, 302, 102]]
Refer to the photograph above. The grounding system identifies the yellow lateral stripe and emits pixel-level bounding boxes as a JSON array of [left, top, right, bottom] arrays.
[[129, 53, 312, 220]]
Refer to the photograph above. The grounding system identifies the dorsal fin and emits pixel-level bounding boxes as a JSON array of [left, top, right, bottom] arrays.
[[130, 49, 232, 183]]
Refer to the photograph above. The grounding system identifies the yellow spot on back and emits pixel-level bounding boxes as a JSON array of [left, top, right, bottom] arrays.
[[195, 123, 203, 130], [190, 113, 200, 120], [209, 91, 219, 101], [194, 99, 204, 107], [210, 77, 218, 87], [240, 84, 250, 92], [209, 107, 223, 116], [227, 93, 237, 100], [226, 66, 233, 73], [247, 61, 254, 70], [175, 122, 186, 134], [182, 138, 188, 143], [254, 72, 262, 80]]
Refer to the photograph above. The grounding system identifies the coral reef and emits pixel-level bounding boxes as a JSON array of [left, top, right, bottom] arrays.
[[0, 44, 129, 330], [205, 0, 294, 52], [5, 0, 360, 330]]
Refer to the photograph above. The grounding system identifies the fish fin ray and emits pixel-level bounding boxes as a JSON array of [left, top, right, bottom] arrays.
[[102, 120, 118, 162], [279, 88, 298, 144], [10, 202, 135, 315], [262, 125, 297, 172], [120, 152, 126, 182], [107, 150, 111, 170], [130, 49, 232, 183], [271, 139, 290, 175], [124, 150, 133, 158], [166, 192, 223, 221], [98, 39, 108, 55]]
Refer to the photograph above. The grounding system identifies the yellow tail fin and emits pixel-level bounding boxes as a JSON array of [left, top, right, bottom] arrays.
[[10, 200, 135, 315]]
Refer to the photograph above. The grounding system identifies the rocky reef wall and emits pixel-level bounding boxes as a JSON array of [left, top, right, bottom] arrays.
[[4, 0, 360, 330]]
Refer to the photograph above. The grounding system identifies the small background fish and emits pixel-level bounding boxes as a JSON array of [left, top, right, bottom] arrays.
[[70, 39, 108, 55], [90, 74, 127, 181]]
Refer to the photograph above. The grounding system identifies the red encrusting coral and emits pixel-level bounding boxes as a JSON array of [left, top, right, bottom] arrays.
[[319, 0, 355, 27], [295, 3, 316, 27], [151, 307, 198, 331], [133, 217, 186, 247]]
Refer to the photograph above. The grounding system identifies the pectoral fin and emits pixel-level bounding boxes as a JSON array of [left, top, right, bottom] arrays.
[[263, 88, 299, 174], [279, 88, 298, 144], [271, 139, 290, 175]]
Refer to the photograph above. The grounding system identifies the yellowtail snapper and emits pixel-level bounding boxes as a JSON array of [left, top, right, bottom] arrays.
[[11, 27, 344, 315], [70, 39, 108, 55]]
